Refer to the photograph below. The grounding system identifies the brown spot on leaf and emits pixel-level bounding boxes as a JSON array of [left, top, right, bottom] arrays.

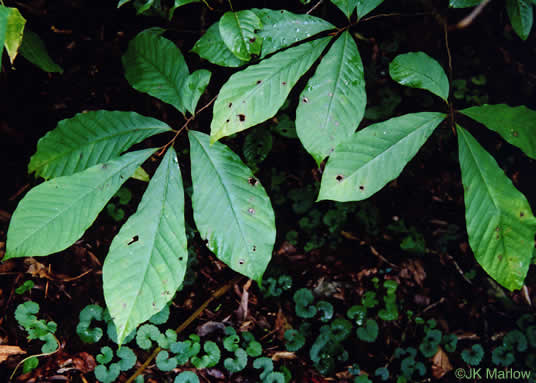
[[248, 207, 255, 215], [302, 97, 309, 103], [249, 37, 256, 43], [127, 235, 139, 245], [238, 114, 246, 122], [520, 212, 525, 217], [252, 245, 256, 252], [496, 227, 500, 232], [228, 102, 232, 108], [248, 177, 258, 186], [256, 80, 262, 84], [282, 81, 287, 85], [226, 119, 230, 123], [239, 259, 245, 265], [513, 131, 519, 137], [336, 174, 344, 182], [359, 185, 365, 190]]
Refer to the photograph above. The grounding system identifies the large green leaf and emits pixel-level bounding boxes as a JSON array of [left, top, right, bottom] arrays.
[[219, 10, 262, 61], [506, 0, 534, 40], [5, 149, 156, 260], [103, 148, 187, 343], [356, 0, 385, 18], [191, 22, 247, 67], [28, 111, 171, 180], [251, 9, 335, 58], [210, 37, 331, 143], [122, 28, 211, 115], [460, 104, 536, 160], [330, 0, 356, 18], [318, 112, 445, 202], [389, 52, 449, 102], [457, 125, 536, 290], [295, 31, 366, 165], [19, 30, 63, 73], [0, 6, 26, 63], [449, 0, 482, 7], [189, 131, 275, 283]]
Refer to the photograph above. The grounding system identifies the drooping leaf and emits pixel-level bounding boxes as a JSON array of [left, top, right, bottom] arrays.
[[295, 31, 366, 165], [506, 0, 534, 40], [318, 112, 445, 202], [189, 131, 276, 283], [219, 10, 262, 61], [19, 30, 63, 73], [251, 8, 335, 58], [389, 52, 449, 102], [5, 149, 156, 260], [457, 125, 536, 291], [182, 69, 212, 114], [0, 6, 26, 63], [191, 22, 247, 67], [28, 111, 171, 180], [356, 0, 385, 18], [460, 104, 536, 160], [135, 0, 155, 15], [170, 0, 200, 19], [123, 28, 210, 114], [449, 0, 482, 7], [103, 148, 188, 343], [210, 37, 331, 143], [330, 0, 356, 18]]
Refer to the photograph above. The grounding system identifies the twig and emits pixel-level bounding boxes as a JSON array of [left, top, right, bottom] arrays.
[[420, 297, 446, 314], [125, 276, 242, 383], [306, 0, 324, 15], [9, 334, 61, 381], [156, 94, 217, 157], [200, 0, 213, 11], [455, 0, 492, 29], [442, 18, 456, 134], [369, 245, 400, 269], [360, 12, 432, 23]]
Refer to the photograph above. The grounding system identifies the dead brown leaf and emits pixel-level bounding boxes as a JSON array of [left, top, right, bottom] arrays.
[[0, 345, 26, 363], [276, 241, 297, 256], [271, 351, 296, 361], [274, 307, 292, 340], [235, 279, 252, 322], [25, 258, 52, 279], [399, 258, 426, 287], [431, 346, 453, 379]]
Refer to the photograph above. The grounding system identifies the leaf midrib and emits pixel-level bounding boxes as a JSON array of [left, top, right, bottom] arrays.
[[226, 38, 327, 119], [319, 32, 350, 145], [120, 155, 174, 340], [33, 124, 167, 177], [134, 35, 187, 111], [343, 117, 441, 184], [194, 135, 250, 261], [12, 157, 141, 252]]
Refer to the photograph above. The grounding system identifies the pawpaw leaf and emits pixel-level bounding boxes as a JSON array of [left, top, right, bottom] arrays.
[[103, 148, 188, 344], [457, 125, 536, 290], [189, 131, 275, 283]]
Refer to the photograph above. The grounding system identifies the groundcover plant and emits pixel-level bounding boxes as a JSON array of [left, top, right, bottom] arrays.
[[1, 0, 536, 380]]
